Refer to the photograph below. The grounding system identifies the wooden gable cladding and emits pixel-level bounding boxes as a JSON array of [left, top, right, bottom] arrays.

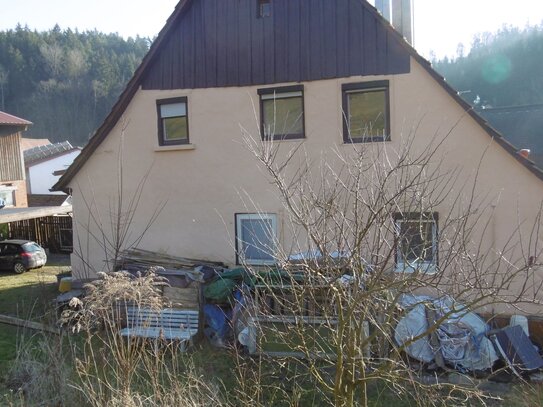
[[0, 133, 24, 182], [141, 0, 411, 90]]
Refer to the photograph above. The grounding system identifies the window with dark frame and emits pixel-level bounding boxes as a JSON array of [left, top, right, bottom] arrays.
[[156, 97, 189, 146], [258, 0, 271, 18], [342, 80, 390, 143], [258, 85, 305, 141], [235, 213, 277, 265], [394, 212, 438, 273]]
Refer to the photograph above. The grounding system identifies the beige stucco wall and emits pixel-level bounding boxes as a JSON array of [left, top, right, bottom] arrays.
[[68, 57, 543, 313]]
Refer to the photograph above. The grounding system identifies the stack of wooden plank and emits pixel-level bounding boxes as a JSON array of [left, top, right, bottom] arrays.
[[115, 248, 224, 281]]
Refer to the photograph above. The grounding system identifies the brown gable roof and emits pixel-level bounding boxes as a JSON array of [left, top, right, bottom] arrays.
[[141, 0, 411, 90], [0, 111, 32, 126], [52, 0, 543, 191]]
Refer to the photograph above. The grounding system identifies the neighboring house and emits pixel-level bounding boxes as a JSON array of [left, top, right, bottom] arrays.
[[24, 141, 81, 195], [54, 0, 543, 312], [0, 110, 31, 208]]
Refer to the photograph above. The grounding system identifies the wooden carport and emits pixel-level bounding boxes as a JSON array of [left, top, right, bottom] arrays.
[[0, 205, 73, 253]]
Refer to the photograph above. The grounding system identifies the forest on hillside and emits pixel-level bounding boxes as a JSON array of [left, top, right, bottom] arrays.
[[433, 23, 543, 165], [433, 24, 543, 108], [0, 26, 149, 146]]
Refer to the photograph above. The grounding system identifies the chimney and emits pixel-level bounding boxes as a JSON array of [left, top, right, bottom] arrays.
[[375, 0, 414, 45]]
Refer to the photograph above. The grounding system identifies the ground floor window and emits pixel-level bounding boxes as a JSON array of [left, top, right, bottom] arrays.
[[394, 212, 438, 273], [0, 186, 15, 207], [235, 213, 277, 265]]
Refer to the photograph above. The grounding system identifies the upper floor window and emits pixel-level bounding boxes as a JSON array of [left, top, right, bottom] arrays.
[[157, 97, 189, 146], [394, 212, 438, 274], [258, 0, 271, 18], [258, 85, 305, 141], [342, 80, 390, 143]]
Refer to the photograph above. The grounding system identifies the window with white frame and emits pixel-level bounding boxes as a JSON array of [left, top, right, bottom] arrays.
[[0, 186, 15, 207], [236, 213, 277, 265], [394, 212, 438, 273]]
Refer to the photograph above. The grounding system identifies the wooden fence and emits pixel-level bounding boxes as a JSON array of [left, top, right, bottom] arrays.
[[7, 215, 72, 253]]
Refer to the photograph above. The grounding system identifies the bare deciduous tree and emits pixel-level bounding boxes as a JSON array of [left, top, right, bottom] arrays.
[[238, 122, 543, 406]]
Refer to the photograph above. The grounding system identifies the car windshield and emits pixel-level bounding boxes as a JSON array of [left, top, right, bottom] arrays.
[[22, 243, 42, 253]]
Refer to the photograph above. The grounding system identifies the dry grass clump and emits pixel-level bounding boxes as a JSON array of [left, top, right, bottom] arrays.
[[5, 331, 78, 406], [59, 268, 225, 407]]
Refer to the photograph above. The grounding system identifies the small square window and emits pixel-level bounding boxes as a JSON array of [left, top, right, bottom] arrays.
[[258, 0, 271, 18], [157, 97, 189, 146], [258, 85, 305, 141], [342, 81, 390, 143], [394, 212, 438, 273], [0, 187, 15, 207], [236, 213, 277, 265]]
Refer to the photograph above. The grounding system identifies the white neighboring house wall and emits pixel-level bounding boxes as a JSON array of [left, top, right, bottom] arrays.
[[27, 149, 81, 195]]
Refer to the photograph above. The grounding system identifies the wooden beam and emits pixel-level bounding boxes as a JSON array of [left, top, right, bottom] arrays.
[[0, 314, 60, 335]]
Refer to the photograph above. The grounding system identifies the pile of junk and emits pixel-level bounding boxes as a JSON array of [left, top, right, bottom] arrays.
[[395, 294, 543, 379], [61, 248, 543, 380]]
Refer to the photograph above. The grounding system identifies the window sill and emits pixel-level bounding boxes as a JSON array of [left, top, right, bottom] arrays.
[[395, 263, 437, 274], [343, 136, 390, 144], [154, 144, 195, 152]]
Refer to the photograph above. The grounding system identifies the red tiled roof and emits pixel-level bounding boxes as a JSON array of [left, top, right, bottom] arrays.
[[20, 138, 51, 151], [0, 111, 32, 126]]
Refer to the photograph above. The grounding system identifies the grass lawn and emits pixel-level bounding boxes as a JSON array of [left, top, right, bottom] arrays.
[[0, 254, 541, 406], [0, 254, 70, 379]]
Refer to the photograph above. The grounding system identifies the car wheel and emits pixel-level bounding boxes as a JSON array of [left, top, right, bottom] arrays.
[[13, 262, 26, 274]]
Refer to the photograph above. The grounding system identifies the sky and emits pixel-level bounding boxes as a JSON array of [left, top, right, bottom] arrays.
[[0, 0, 542, 59]]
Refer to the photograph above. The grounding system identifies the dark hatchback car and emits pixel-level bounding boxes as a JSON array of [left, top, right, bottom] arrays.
[[0, 240, 47, 274]]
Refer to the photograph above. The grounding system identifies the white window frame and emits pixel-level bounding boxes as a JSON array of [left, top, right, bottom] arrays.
[[394, 213, 438, 274], [0, 186, 16, 207], [236, 213, 278, 265]]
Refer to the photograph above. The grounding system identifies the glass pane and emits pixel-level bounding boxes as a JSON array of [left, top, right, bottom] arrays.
[[400, 221, 434, 262], [240, 218, 275, 262], [163, 116, 188, 141], [347, 90, 386, 138], [160, 102, 186, 118], [0, 190, 14, 206], [263, 97, 303, 137]]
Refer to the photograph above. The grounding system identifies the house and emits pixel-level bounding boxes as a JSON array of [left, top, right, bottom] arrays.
[[23, 141, 81, 195], [53, 0, 543, 313], [0, 110, 32, 208]]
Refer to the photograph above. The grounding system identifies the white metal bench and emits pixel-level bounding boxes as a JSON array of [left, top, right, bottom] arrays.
[[120, 307, 199, 351]]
